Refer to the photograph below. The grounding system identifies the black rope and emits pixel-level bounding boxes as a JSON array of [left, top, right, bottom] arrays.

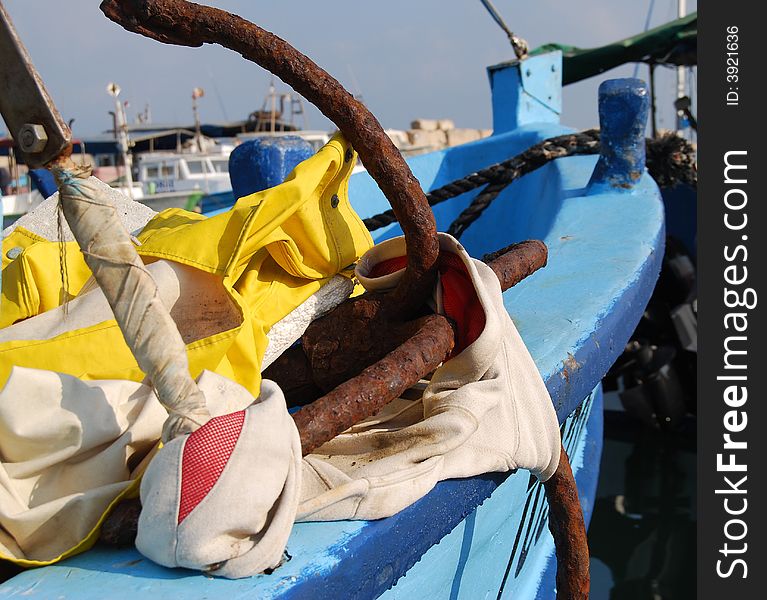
[[447, 180, 508, 239], [363, 129, 600, 232], [447, 129, 601, 238], [645, 131, 697, 188], [362, 129, 697, 240]]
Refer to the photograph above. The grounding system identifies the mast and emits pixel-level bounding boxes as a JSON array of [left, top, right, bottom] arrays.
[[675, 0, 687, 134], [648, 63, 658, 139], [269, 75, 277, 134], [106, 82, 134, 199], [192, 87, 204, 151]]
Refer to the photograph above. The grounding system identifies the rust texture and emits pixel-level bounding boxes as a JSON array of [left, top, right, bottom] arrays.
[[301, 295, 388, 393], [99, 0, 438, 318], [293, 240, 548, 449], [267, 240, 548, 402], [96, 7, 589, 590], [294, 314, 455, 455], [261, 345, 320, 408], [300, 294, 430, 393], [483, 240, 548, 291], [543, 445, 591, 600], [100, 498, 142, 546]]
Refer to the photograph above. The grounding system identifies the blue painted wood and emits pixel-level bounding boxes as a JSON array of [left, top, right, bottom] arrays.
[[488, 52, 562, 134], [379, 386, 603, 600], [0, 130, 663, 600], [27, 169, 56, 198], [588, 78, 649, 193], [228, 136, 314, 199], [199, 189, 235, 215], [535, 389, 603, 600], [0, 70, 665, 598], [662, 183, 697, 258]]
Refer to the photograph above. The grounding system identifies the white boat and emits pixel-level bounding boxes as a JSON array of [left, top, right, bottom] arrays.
[[134, 148, 233, 211], [1, 190, 44, 228], [236, 129, 331, 153], [1, 142, 46, 227]]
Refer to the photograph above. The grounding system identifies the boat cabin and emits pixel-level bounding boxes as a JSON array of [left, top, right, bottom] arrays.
[[137, 152, 232, 195]]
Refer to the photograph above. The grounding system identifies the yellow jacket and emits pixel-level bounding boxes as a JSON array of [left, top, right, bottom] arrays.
[[0, 135, 372, 394]]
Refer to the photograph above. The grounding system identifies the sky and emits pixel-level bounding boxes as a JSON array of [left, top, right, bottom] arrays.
[[2, 0, 696, 137]]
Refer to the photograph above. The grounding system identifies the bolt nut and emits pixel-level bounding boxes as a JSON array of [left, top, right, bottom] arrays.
[[18, 123, 48, 154]]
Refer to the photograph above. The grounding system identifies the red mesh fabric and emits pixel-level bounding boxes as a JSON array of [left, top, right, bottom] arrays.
[[369, 256, 407, 278], [178, 410, 246, 524], [368, 252, 485, 356], [438, 252, 485, 356]]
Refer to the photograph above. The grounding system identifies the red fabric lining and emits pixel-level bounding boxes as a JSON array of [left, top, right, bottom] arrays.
[[367, 252, 485, 356], [438, 252, 485, 356], [178, 410, 246, 524], [369, 256, 407, 278]]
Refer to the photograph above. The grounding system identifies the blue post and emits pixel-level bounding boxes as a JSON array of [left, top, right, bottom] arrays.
[[29, 168, 57, 198], [487, 51, 562, 134], [587, 78, 649, 193], [229, 136, 315, 199]]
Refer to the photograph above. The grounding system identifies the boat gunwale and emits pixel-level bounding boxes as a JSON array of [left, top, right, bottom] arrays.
[[0, 126, 665, 599]]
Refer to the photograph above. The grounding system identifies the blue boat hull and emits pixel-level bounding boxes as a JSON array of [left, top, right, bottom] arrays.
[[380, 386, 602, 600], [0, 124, 664, 599], [0, 58, 665, 598]]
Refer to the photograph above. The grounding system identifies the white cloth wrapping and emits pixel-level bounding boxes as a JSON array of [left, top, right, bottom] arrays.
[[136, 380, 301, 578], [0, 369, 254, 563], [0, 233, 561, 576]]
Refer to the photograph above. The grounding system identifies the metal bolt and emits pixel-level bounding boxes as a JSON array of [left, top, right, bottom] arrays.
[[344, 148, 353, 163], [18, 123, 48, 153], [525, 69, 531, 77], [330, 194, 340, 208], [6, 246, 23, 260], [551, 65, 556, 72]]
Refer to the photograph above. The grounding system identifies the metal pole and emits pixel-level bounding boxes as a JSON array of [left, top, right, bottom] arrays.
[[675, 0, 687, 134], [107, 83, 134, 199], [649, 64, 658, 139], [192, 96, 201, 150], [269, 76, 276, 134], [192, 87, 204, 151], [117, 98, 135, 198]]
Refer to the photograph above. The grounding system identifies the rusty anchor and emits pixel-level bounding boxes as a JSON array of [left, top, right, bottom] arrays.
[[93, 1, 588, 596]]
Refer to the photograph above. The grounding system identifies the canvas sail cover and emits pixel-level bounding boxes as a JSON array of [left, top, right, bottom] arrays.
[[531, 12, 697, 85]]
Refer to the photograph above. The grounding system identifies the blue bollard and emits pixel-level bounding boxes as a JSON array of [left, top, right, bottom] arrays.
[[228, 136, 315, 199], [587, 78, 649, 193], [28, 168, 57, 199]]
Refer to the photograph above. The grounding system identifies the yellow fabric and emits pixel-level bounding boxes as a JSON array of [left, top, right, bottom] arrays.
[[0, 367, 251, 567], [1, 233, 90, 328], [0, 134, 372, 395], [2, 227, 49, 271]]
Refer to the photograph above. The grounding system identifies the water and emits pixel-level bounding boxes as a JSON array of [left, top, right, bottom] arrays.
[[589, 402, 696, 599]]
